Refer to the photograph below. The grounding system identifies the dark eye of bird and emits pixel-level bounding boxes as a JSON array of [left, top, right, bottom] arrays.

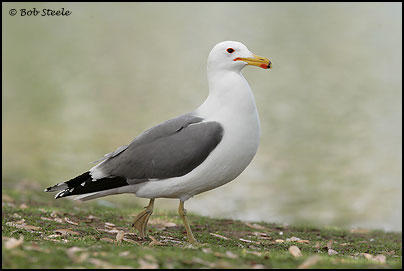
[[227, 48, 234, 53]]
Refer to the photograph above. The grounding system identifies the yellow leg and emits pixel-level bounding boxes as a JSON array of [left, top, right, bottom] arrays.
[[178, 201, 198, 244], [132, 199, 154, 238]]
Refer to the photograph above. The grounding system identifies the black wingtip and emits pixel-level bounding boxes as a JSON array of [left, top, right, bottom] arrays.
[[55, 188, 72, 199]]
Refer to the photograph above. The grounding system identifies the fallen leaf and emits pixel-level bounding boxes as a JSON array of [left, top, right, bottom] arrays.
[[14, 219, 26, 225], [4, 236, 24, 249], [286, 236, 301, 242], [148, 219, 177, 230], [245, 222, 267, 230], [11, 213, 22, 219], [4, 202, 16, 208], [225, 251, 238, 259], [210, 233, 230, 240], [116, 231, 125, 243], [373, 254, 386, 263], [252, 264, 266, 269], [6, 223, 41, 231], [41, 217, 54, 222], [289, 245, 302, 257], [297, 255, 321, 269], [119, 251, 130, 257], [350, 228, 370, 234], [105, 222, 115, 228], [92, 251, 107, 257], [247, 250, 266, 257], [275, 239, 284, 243], [149, 236, 164, 246], [297, 240, 310, 244], [123, 237, 138, 244], [100, 237, 115, 243], [64, 217, 79, 226], [216, 250, 241, 259], [237, 243, 245, 248], [360, 253, 386, 263], [249, 245, 260, 250], [67, 246, 86, 256], [239, 238, 260, 245], [50, 211, 60, 218], [326, 240, 334, 249], [144, 255, 157, 263], [54, 229, 79, 236], [138, 258, 159, 269], [66, 247, 89, 263], [360, 253, 373, 260], [43, 237, 64, 243], [96, 228, 116, 233], [76, 252, 90, 263], [19, 203, 28, 209], [81, 215, 96, 223], [251, 232, 271, 240], [54, 218, 64, 223], [158, 235, 175, 240], [2, 194, 14, 202], [86, 215, 97, 221], [191, 257, 215, 268], [202, 248, 212, 254], [88, 258, 110, 268], [328, 249, 338, 256], [158, 235, 182, 244], [24, 243, 50, 253], [213, 252, 225, 258], [47, 234, 61, 238]]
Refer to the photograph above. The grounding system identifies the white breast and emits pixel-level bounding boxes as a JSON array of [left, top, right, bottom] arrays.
[[134, 71, 261, 201]]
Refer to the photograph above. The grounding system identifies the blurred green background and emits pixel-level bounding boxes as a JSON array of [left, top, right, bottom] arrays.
[[2, 3, 402, 231]]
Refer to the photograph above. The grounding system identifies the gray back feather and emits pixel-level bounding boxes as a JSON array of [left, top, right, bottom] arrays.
[[95, 114, 223, 180]]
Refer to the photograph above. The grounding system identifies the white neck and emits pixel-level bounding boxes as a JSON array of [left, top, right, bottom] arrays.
[[195, 69, 259, 120]]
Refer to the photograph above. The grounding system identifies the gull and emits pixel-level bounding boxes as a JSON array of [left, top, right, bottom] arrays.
[[45, 41, 271, 244]]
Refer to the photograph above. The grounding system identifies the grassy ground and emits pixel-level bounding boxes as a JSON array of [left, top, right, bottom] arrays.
[[2, 188, 402, 269]]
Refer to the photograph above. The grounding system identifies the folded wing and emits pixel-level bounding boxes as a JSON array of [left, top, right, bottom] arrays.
[[91, 114, 224, 181]]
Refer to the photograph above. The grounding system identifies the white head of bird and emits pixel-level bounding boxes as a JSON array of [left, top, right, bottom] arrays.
[[204, 41, 271, 99], [207, 41, 271, 74]]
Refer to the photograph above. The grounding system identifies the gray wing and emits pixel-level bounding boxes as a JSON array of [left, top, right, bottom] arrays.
[[91, 114, 224, 181]]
